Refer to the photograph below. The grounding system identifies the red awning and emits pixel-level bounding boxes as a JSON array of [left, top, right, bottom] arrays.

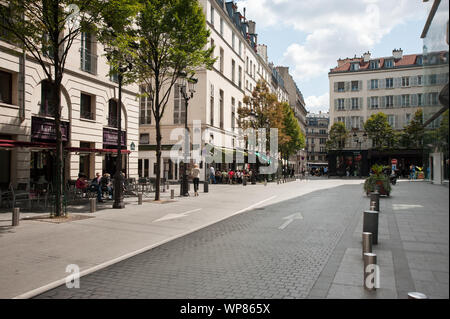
[[0, 143, 15, 148], [0, 140, 131, 154], [65, 147, 131, 154], [0, 139, 55, 149]]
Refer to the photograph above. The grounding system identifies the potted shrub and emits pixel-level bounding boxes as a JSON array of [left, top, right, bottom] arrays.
[[416, 166, 424, 179], [364, 164, 392, 196]]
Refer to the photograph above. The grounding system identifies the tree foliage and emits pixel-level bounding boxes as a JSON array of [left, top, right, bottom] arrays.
[[326, 122, 348, 151], [364, 112, 395, 150], [279, 102, 305, 158], [238, 80, 288, 151], [0, 0, 106, 216], [118, 0, 215, 200], [400, 108, 424, 149]]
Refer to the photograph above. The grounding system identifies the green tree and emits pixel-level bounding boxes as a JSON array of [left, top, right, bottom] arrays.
[[279, 102, 305, 160], [400, 108, 424, 149], [326, 122, 348, 151], [238, 80, 284, 132], [0, 1, 105, 216], [238, 80, 288, 170], [238, 80, 289, 179], [364, 112, 395, 150], [124, 0, 215, 201]]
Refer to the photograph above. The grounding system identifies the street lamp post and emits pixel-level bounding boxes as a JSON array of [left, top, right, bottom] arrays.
[[106, 48, 133, 209], [178, 72, 197, 196], [353, 131, 367, 178]]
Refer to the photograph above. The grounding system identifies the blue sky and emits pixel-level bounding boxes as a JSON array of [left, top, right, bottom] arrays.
[[236, 0, 437, 114]]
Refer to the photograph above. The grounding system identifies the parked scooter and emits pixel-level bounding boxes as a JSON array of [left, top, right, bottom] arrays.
[[389, 173, 397, 185]]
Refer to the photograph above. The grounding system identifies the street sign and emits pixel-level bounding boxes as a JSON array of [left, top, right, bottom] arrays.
[[391, 158, 397, 165]]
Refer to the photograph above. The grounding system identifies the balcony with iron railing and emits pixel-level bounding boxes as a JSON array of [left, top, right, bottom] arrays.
[[80, 48, 98, 75], [80, 110, 95, 121], [38, 102, 56, 117], [107, 116, 118, 128]]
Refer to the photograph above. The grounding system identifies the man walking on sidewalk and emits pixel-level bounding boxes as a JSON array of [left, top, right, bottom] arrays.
[[210, 165, 216, 184]]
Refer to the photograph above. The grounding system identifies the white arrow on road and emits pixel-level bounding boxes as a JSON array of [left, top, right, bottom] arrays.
[[153, 208, 202, 222], [278, 212, 303, 230]]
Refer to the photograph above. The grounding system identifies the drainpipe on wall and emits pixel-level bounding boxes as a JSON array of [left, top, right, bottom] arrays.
[[18, 49, 26, 122]]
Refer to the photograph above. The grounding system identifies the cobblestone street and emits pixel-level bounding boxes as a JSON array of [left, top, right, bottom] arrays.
[[33, 180, 448, 299]]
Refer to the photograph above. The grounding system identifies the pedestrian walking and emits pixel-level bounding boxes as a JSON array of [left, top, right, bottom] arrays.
[[210, 165, 216, 184], [191, 164, 201, 196]]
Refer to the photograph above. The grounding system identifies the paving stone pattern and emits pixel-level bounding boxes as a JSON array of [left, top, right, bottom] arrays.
[[35, 185, 363, 299]]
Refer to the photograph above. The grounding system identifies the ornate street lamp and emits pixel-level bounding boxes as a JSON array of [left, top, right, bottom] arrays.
[[177, 71, 197, 196], [105, 47, 133, 209], [353, 131, 368, 178]]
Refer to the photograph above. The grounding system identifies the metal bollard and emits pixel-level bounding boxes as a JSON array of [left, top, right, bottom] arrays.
[[138, 193, 143, 205], [369, 191, 380, 211], [362, 232, 372, 258], [363, 252, 378, 291], [408, 292, 428, 299], [171, 189, 174, 199], [204, 181, 209, 193], [363, 210, 379, 244], [167, 182, 170, 190], [243, 177, 247, 186], [12, 207, 20, 226], [264, 179, 267, 186], [89, 198, 96, 213]]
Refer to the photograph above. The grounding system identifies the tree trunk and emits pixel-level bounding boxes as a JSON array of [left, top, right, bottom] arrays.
[[155, 81, 161, 201], [155, 118, 161, 201], [53, 1, 63, 217]]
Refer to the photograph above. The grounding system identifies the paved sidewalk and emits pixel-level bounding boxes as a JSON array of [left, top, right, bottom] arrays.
[[0, 179, 362, 299], [309, 180, 449, 299]]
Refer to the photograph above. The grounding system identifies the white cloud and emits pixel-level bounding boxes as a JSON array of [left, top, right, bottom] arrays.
[[238, 0, 431, 81], [305, 93, 329, 114]]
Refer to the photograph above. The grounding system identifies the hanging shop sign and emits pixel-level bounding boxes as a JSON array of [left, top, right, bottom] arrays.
[[31, 117, 69, 141], [103, 128, 126, 147]]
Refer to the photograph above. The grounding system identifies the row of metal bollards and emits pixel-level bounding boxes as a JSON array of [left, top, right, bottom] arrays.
[[361, 191, 428, 298]]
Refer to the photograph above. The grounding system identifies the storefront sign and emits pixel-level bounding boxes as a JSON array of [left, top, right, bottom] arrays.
[[103, 128, 126, 146], [31, 117, 69, 141]]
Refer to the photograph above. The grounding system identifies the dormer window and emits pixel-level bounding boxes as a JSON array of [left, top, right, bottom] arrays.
[[350, 63, 360, 71], [384, 59, 393, 68], [370, 60, 379, 69], [416, 56, 423, 65]]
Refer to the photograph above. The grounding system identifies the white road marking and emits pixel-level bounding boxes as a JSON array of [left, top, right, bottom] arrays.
[[153, 208, 202, 222], [13, 196, 277, 299], [392, 204, 424, 210], [279, 212, 303, 230]]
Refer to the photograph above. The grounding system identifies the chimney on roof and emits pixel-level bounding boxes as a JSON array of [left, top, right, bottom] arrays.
[[363, 51, 371, 62], [393, 48, 403, 59], [248, 20, 256, 34], [257, 44, 268, 63]]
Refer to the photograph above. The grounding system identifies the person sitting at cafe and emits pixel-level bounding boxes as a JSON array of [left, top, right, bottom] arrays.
[[100, 173, 113, 199], [91, 172, 103, 202], [76, 174, 88, 197]]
